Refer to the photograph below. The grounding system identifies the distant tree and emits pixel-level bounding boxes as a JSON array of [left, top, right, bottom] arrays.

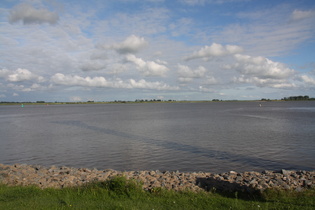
[[283, 95, 310, 101]]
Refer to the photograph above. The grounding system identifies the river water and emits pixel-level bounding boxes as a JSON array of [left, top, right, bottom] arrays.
[[0, 101, 314, 173]]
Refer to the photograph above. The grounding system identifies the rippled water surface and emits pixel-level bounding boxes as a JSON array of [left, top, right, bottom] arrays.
[[0, 101, 314, 173]]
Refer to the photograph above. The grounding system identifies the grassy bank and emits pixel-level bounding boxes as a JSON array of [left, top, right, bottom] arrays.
[[0, 176, 314, 209]]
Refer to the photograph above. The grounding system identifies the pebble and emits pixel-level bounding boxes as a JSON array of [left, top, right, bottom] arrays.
[[0, 163, 314, 193]]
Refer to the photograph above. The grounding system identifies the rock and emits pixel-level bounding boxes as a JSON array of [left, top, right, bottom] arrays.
[[0, 163, 314, 193], [281, 169, 292, 175]]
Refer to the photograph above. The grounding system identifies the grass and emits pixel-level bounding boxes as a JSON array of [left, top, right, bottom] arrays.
[[0, 176, 314, 209]]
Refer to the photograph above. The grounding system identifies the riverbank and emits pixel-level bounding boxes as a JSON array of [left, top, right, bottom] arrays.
[[0, 164, 314, 194]]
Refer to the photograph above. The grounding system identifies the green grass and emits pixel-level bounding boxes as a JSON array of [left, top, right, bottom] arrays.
[[0, 176, 314, 209]]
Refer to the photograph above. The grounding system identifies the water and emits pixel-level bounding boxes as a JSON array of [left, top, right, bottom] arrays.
[[0, 101, 314, 173]]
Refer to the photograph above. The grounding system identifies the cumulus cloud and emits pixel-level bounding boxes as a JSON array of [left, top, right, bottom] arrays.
[[233, 76, 296, 88], [291, 9, 315, 21], [225, 54, 298, 88], [7, 83, 45, 92], [111, 35, 148, 54], [3, 68, 45, 83], [184, 43, 243, 61], [51, 73, 111, 87], [298, 75, 315, 86], [128, 79, 179, 90], [177, 64, 206, 82], [126, 54, 169, 76], [8, 3, 59, 25], [51, 73, 178, 90], [231, 54, 295, 79]]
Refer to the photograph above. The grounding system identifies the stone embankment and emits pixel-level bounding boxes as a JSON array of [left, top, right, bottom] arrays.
[[0, 164, 314, 193]]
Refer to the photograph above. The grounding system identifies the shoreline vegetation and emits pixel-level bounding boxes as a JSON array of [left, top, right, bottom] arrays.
[[1, 95, 314, 106], [0, 164, 314, 209]]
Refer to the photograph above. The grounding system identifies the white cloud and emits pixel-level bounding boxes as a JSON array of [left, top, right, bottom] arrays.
[[126, 54, 169, 77], [232, 54, 295, 79], [177, 64, 206, 82], [233, 76, 296, 89], [8, 3, 59, 25], [291, 9, 315, 21], [184, 43, 243, 61], [298, 75, 315, 86], [6, 83, 45, 92], [51, 73, 111, 87], [111, 35, 148, 54], [226, 54, 297, 89], [178, 0, 205, 5], [51, 73, 178, 90], [128, 79, 179, 90], [1, 1, 314, 101], [6, 68, 45, 82], [178, 0, 249, 5]]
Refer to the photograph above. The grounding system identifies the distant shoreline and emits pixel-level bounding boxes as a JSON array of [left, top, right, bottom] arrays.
[[2, 99, 315, 106]]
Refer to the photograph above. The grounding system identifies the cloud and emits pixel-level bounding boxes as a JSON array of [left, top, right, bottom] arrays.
[[7, 83, 45, 92], [128, 79, 179, 90], [70, 96, 82, 102], [178, 0, 249, 5], [232, 54, 295, 79], [126, 54, 169, 77], [8, 3, 59, 25], [51, 73, 111, 87], [0, 69, 10, 77], [51, 73, 178, 90], [178, 0, 205, 5], [80, 61, 107, 71], [298, 75, 315, 86], [4, 68, 45, 83], [204, 76, 218, 85], [291, 9, 315, 22], [184, 43, 243, 61], [228, 54, 297, 88], [233, 76, 296, 89], [177, 64, 206, 82], [111, 35, 148, 54], [214, 6, 315, 56]]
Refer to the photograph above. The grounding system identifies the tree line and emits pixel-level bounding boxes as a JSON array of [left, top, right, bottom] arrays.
[[282, 95, 315, 101]]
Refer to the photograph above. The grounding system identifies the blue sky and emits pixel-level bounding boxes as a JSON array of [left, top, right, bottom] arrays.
[[1, 0, 315, 102]]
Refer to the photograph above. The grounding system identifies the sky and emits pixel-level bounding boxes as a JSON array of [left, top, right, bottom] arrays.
[[1, 0, 315, 102]]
